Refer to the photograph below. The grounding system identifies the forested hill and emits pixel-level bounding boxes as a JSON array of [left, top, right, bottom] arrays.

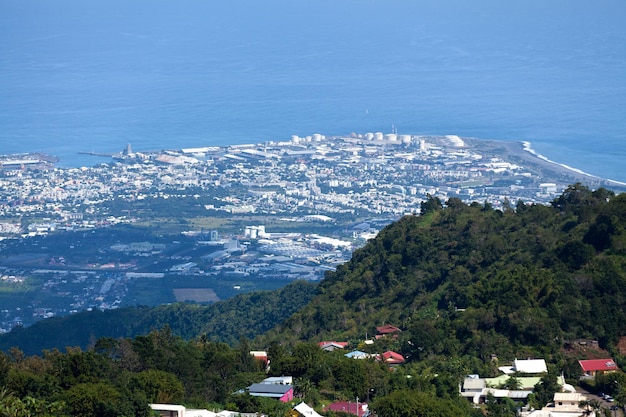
[[0, 280, 316, 355], [3, 184, 626, 361], [263, 184, 626, 359]]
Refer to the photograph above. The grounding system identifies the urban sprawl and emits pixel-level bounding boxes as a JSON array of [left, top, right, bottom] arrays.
[[0, 133, 619, 332]]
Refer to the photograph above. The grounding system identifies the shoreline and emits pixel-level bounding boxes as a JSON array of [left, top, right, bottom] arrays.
[[468, 137, 626, 190], [520, 141, 626, 186], [2, 134, 625, 191]]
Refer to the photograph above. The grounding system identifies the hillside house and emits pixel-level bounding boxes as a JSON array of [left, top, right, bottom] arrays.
[[318, 341, 349, 351], [324, 400, 370, 416], [260, 376, 293, 385], [249, 350, 269, 369], [380, 350, 405, 365], [579, 358, 618, 378], [554, 392, 589, 412], [460, 377, 532, 405], [460, 376, 486, 403], [248, 383, 294, 402], [499, 359, 547, 375], [460, 374, 568, 405], [248, 376, 294, 402], [289, 402, 324, 417], [524, 392, 591, 416], [345, 350, 370, 359], [150, 404, 259, 417], [375, 324, 401, 339]]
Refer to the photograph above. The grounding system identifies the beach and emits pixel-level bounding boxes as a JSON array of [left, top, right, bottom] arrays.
[[465, 138, 626, 192]]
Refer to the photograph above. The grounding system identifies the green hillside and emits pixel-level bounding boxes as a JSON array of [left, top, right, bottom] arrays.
[[264, 184, 626, 360], [2, 184, 626, 416], [3, 183, 626, 363], [0, 280, 316, 355]]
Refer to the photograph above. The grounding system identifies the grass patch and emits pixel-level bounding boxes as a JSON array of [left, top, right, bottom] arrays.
[[173, 288, 220, 303]]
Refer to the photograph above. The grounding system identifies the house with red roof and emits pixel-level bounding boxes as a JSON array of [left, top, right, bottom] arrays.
[[324, 400, 369, 416], [578, 358, 618, 378], [250, 350, 270, 371], [375, 324, 402, 339], [380, 350, 405, 365], [318, 341, 349, 351], [250, 350, 268, 363]]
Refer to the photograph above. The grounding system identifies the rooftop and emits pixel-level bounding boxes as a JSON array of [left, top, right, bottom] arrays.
[[579, 358, 618, 372]]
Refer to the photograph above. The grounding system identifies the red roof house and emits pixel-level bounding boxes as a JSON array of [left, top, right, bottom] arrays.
[[380, 350, 405, 365], [324, 401, 369, 416], [250, 350, 268, 362], [376, 324, 401, 335], [579, 359, 618, 377], [318, 341, 349, 351], [250, 350, 269, 370], [375, 324, 402, 339]]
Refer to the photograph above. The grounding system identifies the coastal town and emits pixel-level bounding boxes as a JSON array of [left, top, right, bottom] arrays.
[[1, 132, 624, 332]]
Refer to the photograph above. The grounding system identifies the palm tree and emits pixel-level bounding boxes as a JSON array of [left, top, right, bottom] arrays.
[[615, 386, 626, 415], [579, 399, 603, 417], [295, 377, 313, 400], [589, 399, 603, 416], [579, 399, 592, 416]]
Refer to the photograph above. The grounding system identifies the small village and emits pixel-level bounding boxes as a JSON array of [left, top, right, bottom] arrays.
[[150, 325, 622, 417], [1, 135, 626, 416]]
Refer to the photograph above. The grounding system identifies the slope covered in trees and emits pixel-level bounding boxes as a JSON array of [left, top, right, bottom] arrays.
[[2, 184, 626, 417], [4, 183, 626, 363], [265, 184, 626, 360], [0, 280, 316, 355], [0, 328, 487, 417]]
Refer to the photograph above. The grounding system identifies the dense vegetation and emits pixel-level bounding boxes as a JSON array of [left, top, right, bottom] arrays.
[[0, 280, 316, 355], [0, 328, 486, 417], [265, 184, 626, 359], [2, 183, 626, 416]]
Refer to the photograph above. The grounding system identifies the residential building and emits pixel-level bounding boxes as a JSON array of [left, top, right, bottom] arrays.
[[579, 358, 618, 378], [290, 402, 324, 417], [498, 359, 548, 375], [150, 404, 216, 417], [248, 383, 294, 402], [375, 324, 401, 338], [318, 341, 349, 351], [380, 350, 405, 365], [324, 400, 370, 416]]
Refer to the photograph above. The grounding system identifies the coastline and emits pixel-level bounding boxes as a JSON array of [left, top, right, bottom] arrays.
[[520, 141, 626, 186], [2, 134, 625, 192], [468, 137, 626, 190]]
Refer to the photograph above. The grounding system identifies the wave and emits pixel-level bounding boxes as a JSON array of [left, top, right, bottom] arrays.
[[521, 141, 626, 186]]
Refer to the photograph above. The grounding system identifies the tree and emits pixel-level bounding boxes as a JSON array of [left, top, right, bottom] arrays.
[[129, 369, 184, 404], [530, 371, 561, 409], [615, 383, 626, 412], [371, 389, 478, 417], [44, 348, 113, 390], [294, 377, 313, 400], [501, 376, 522, 391], [0, 389, 65, 417], [236, 337, 258, 373], [420, 194, 443, 215], [286, 342, 325, 381], [485, 392, 517, 417], [578, 399, 589, 415], [586, 399, 602, 416], [62, 382, 150, 417]]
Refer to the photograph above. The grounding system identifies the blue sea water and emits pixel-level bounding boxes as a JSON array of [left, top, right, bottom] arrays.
[[1, 0, 626, 182]]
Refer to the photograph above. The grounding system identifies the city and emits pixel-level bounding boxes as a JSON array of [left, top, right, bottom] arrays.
[[1, 132, 623, 332]]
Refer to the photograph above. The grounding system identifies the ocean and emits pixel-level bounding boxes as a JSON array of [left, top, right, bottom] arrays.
[[1, 0, 625, 182]]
